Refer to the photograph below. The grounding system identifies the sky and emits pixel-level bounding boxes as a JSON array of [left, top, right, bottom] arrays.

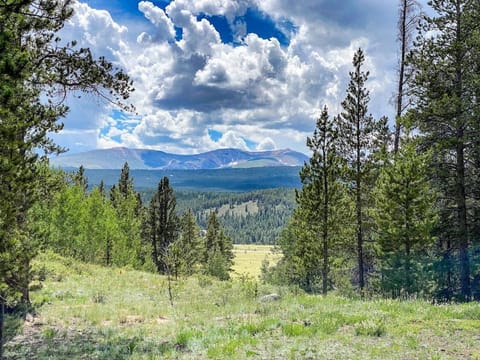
[[54, 0, 428, 155]]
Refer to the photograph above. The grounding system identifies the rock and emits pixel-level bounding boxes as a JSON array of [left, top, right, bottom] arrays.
[[259, 293, 281, 302], [25, 313, 34, 323]]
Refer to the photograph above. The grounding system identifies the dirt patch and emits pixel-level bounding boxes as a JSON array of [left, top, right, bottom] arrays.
[[119, 315, 144, 325], [156, 316, 170, 324]]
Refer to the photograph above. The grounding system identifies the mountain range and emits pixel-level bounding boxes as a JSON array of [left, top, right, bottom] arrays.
[[50, 147, 309, 170]]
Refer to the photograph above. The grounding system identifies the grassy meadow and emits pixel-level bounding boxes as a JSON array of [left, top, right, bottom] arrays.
[[3, 249, 480, 359], [231, 245, 280, 278]]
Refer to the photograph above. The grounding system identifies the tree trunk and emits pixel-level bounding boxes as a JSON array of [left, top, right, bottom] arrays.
[[322, 173, 329, 295], [405, 185, 411, 294], [19, 257, 30, 305], [456, 137, 471, 300], [356, 158, 365, 291], [0, 298, 4, 359], [394, 0, 408, 154], [356, 188, 364, 292], [356, 107, 365, 292]]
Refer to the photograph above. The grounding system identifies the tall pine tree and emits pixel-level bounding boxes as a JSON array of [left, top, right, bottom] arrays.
[[147, 177, 179, 274], [296, 106, 347, 294], [0, 5, 133, 350], [337, 48, 387, 293], [409, 0, 480, 300]]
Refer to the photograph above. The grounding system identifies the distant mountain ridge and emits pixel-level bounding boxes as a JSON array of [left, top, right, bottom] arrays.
[[50, 147, 309, 170]]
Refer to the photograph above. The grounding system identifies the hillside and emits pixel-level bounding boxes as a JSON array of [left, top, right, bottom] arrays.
[[3, 253, 479, 359], [174, 189, 297, 244], [50, 147, 308, 170]]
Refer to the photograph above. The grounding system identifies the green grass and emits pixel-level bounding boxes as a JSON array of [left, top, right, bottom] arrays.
[[3, 252, 480, 359]]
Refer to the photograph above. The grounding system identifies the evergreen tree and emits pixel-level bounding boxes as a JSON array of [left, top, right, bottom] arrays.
[[172, 209, 202, 276], [118, 162, 133, 199], [0, 3, 133, 348], [275, 207, 321, 291], [372, 137, 438, 297], [108, 165, 146, 268], [109, 184, 117, 204], [98, 180, 106, 200], [409, 0, 480, 300], [147, 177, 179, 274], [74, 165, 88, 193], [337, 48, 387, 292], [295, 106, 347, 294], [203, 211, 234, 280]]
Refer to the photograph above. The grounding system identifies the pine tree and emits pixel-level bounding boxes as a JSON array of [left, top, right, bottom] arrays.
[[103, 164, 149, 268], [118, 162, 133, 199], [148, 177, 179, 274], [203, 211, 234, 280], [295, 106, 347, 294], [98, 180, 106, 200], [74, 165, 88, 193], [372, 136, 438, 297], [337, 48, 387, 293], [0, 4, 133, 348], [172, 209, 202, 276], [409, 0, 480, 300]]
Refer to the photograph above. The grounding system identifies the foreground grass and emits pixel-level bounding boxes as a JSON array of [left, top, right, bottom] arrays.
[[4, 253, 480, 359]]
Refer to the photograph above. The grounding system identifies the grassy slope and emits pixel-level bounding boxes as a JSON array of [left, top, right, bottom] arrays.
[[4, 252, 480, 360]]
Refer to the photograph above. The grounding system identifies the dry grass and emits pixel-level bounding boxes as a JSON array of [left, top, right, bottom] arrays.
[[232, 244, 281, 278]]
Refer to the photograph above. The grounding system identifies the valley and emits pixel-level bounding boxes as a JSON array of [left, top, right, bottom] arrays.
[[84, 166, 303, 192]]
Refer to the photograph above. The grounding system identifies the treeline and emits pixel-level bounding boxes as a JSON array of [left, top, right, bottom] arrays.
[[162, 189, 295, 244], [266, 1, 480, 302], [31, 164, 235, 282]]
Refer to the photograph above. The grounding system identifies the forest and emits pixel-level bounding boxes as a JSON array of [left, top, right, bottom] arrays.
[[2, 0, 480, 357]]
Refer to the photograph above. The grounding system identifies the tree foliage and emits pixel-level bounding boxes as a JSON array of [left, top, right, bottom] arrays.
[[409, 0, 480, 300], [203, 211, 234, 280], [278, 106, 349, 293], [146, 177, 180, 274], [172, 209, 202, 276], [0, 0, 134, 329], [372, 137, 438, 296], [337, 48, 388, 292]]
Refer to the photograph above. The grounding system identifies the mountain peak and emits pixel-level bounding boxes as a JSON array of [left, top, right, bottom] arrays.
[[50, 148, 308, 170]]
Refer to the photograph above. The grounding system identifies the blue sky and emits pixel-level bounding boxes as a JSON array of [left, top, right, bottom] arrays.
[[55, 0, 427, 155]]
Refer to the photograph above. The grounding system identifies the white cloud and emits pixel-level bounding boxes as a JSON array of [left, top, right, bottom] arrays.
[[56, 0, 405, 155], [139, 2, 175, 36], [257, 137, 276, 151], [68, 2, 128, 54], [216, 130, 249, 150], [166, 0, 251, 23]]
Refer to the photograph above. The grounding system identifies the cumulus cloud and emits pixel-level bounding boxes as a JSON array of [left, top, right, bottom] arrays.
[[166, 0, 251, 24], [55, 0, 409, 155], [216, 130, 250, 150], [257, 137, 276, 151], [138, 1, 176, 42], [67, 2, 129, 55]]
